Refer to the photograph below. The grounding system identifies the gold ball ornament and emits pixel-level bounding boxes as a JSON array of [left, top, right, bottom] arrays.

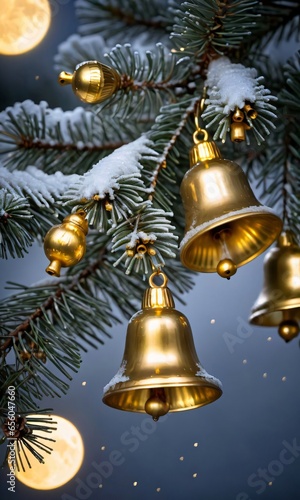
[[216, 258, 237, 279], [58, 61, 122, 104], [278, 319, 299, 342], [44, 211, 88, 277], [0, 0, 51, 56]]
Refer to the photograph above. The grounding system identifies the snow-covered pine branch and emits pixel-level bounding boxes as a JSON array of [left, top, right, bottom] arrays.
[[110, 204, 178, 275], [64, 136, 158, 232], [202, 57, 277, 145], [0, 100, 137, 174], [0, 165, 79, 208]]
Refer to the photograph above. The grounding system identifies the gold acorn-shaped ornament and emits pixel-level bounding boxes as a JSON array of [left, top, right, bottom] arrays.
[[44, 210, 88, 277], [58, 60, 122, 104]]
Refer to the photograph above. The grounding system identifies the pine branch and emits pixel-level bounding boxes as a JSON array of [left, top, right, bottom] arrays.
[[97, 43, 193, 120], [202, 56, 278, 145], [76, 0, 172, 44], [0, 101, 137, 175], [250, 0, 300, 49], [142, 96, 196, 221], [170, 0, 259, 64], [1, 412, 57, 469], [244, 52, 300, 234], [63, 136, 156, 232], [0, 192, 35, 259], [110, 205, 178, 275]]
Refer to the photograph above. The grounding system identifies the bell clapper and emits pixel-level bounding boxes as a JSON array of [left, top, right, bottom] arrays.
[[145, 388, 170, 422], [214, 228, 237, 279], [278, 310, 299, 342]]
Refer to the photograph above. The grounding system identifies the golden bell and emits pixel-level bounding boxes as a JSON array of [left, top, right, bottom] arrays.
[[58, 60, 121, 104], [102, 272, 222, 420], [232, 106, 245, 122], [244, 103, 258, 120], [44, 210, 88, 277], [249, 231, 300, 342], [230, 121, 250, 142], [180, 136, 282, 277]]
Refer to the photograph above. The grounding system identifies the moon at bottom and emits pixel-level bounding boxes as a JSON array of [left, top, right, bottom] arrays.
[[14, 415, 84, 490]]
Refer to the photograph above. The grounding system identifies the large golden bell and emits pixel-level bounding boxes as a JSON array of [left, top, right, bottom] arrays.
[[103, 272, 222, 420], [249, 231, 300, 342], [180, 137, 282, 277], [58, 60, 121, 104]]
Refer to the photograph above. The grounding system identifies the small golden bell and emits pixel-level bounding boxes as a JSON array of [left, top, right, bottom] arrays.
[[244, 103, 258, 120], [58, 60, 121, 104], [232, 107, 244, 122], [230, 121, 250, 142], [44, 211, 88, 277]]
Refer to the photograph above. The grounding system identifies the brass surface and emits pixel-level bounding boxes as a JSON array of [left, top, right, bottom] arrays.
[[59, 60, 121, 104], [249, 231, 300, 332], [230, 122, 248, 142], [232, 107, 244, 123], [103, 272, 222, 416], [180, 155, 282, 273], [278, 319, 299, 342], [44, 211, 88, 277], [216, 258, 237, 279], [244, 104, 258, 120]]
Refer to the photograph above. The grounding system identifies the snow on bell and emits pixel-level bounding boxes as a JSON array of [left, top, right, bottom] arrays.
[[102, 272, 222, 421], [180, 131, 282, 278], [249, 231, 300, 342]]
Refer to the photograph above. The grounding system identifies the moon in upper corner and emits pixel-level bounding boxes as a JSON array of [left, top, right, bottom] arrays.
[[0, 0, 51, 55], [14, 415, 84, 490]]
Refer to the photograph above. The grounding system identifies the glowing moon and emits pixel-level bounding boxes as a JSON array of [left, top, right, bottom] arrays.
[[15, 415, 84, 490], [0, 0, 51, 56]]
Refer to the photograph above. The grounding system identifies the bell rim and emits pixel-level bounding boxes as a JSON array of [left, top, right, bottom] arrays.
[[180, 208, 282, 272], [102, 381, 222, 412], [249, 302, 300, 326]]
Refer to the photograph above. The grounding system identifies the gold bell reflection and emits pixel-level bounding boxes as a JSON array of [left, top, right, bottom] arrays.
[[102, 272, 222, 420], [249, 231, 300, 342], [180, 131, 282, 278]]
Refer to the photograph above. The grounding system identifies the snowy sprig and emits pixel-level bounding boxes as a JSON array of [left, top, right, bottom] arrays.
[[64, 136, 158, 231], [202, 57, 277, 144], [65, 136, 156, 200], [0, 165, 79, 207], [111, 205, 178, 275]]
